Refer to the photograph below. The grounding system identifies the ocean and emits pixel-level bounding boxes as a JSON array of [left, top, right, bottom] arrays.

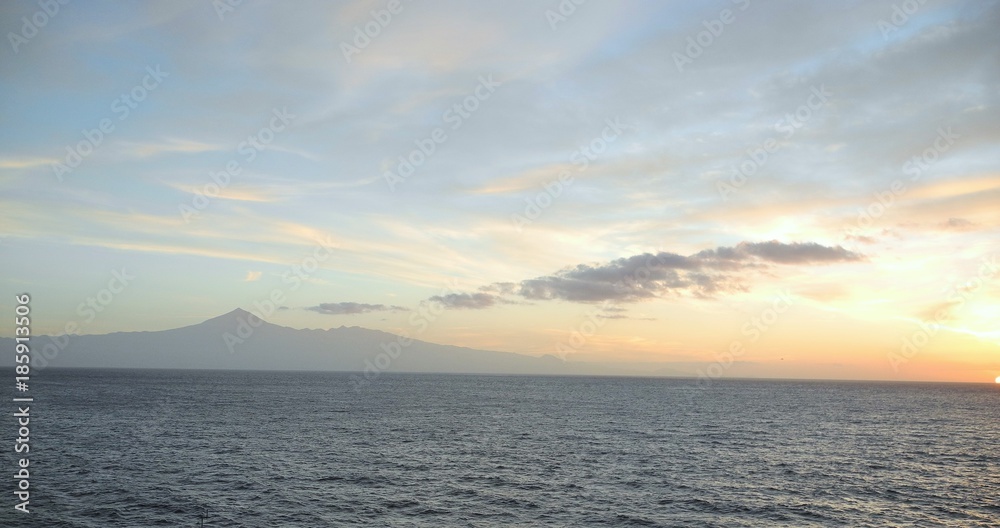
[[4, 369, 998, 527]]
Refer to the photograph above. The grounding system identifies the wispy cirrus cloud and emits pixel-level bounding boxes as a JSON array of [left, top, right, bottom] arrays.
[[117, 138, 227, 158], [164, 182, 284, 203], [0, 156, 59, 169]]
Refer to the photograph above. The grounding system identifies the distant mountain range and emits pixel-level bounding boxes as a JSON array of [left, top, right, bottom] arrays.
[[0, 309, 610, 376], [0, 308, 949, 386], [0, 309, 872, 381]]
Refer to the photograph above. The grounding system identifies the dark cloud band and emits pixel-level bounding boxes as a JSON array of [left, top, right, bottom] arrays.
[[306, 302, 407, 315], [433, 240, 862, 307]]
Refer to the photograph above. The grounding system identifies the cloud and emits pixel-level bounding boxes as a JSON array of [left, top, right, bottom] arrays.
[[695, 241, 864, 265], [939, 217, 978, 231], [592, 305, 655, 320], [435, 240, 863, 306], [844, 233, 877, 244], [595, 313, 657, 321], [117, 138, 226, 158], [516, 253, 728, 302], [428, 292, 501, 309], [518, 240, 861, 302], [0, 156, 59, 169], [244, 271, 262, 282], [917, 300, 962, 323], [478, 282, 518, 294], [164, 182, 284, 203], [305, 302, 407, 315]]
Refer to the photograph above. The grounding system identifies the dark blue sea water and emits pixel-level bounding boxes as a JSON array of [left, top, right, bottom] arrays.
[[3, 369, 999, 527]]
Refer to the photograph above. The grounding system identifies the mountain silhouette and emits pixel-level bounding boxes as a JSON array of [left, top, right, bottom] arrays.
[[1, 309, 578, 375]]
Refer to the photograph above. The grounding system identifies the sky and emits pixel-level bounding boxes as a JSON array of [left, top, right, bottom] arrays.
[[1, 0, 998, 382]]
